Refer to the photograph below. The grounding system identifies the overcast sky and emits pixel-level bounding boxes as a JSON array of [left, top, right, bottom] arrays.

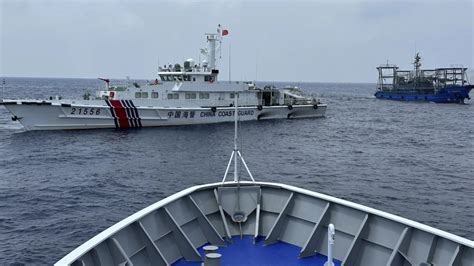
[[1, 0, 473, 82]]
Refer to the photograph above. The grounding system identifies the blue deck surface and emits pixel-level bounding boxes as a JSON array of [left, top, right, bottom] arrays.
[[173, 236, 341, 266]]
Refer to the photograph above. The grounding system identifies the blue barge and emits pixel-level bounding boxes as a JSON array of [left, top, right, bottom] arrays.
[[375, 53, 472, 103]]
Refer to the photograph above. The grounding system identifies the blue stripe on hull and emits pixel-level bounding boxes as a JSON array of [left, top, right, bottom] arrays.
[[374, 85, 472, 103], [174, 236, 341, 266]]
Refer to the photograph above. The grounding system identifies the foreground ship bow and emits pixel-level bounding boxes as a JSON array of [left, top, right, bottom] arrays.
[[55, 181, 474, 266], [1, 27, 326, 131]]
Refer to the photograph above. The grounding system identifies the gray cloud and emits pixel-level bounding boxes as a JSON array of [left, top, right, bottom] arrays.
[[1, 0, 472, 82]]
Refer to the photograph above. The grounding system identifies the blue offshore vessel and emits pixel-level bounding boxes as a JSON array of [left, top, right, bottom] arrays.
[[375, 53, 472, 103]]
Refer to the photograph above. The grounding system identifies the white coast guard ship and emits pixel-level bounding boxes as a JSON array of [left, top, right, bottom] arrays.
[[1, 27, 326, 130]]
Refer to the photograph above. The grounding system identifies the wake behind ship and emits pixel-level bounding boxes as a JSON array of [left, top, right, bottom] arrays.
[[375, 53, 472, 103], [0, 26, 326, 131]]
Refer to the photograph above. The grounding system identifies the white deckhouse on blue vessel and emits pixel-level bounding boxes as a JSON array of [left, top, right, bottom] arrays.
[[55, 96, 473, 266], [1, 26, 326, 130]]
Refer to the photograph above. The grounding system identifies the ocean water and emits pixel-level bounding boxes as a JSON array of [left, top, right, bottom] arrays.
[[0, 77, 472, 264]]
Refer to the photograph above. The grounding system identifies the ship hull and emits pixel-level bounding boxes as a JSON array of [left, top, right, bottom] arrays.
[[55, 181, 474, 266], [374, 85, 472, 103], [1, 100, 326, 130]]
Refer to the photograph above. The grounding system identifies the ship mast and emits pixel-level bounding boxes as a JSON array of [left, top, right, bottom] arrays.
[[205, 32, 219, 70], [221, 93, 256, 184], [414, 52, 422, 78], [204, 25, 224, 71]]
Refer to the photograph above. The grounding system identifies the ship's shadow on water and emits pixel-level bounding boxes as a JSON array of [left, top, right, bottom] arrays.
[[0, 79, 473, 264]]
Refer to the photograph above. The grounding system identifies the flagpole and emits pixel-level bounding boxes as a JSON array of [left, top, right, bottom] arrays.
[[255, 49, 258, 83], [229, 43, 232, 84], [2, 78, 5, 100]]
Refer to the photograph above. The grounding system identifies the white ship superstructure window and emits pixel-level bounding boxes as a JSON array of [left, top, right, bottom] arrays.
[[199, 93, 210, 99], [168, 93, 179, 99], [141, 92, 148, 98], [230, 93, 235, 99], [152, 92, 159, 98], [161, 75, 178, 82], [135, 92, 141, 98], [185, 93, 196, 99]]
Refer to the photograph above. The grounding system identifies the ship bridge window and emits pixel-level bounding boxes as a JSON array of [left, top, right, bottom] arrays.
[[167, 93, 179, 99], [135, 92, 141, 98], [183, 75, 191, 81], [151, 92, 159, 98], [162, 75, 174, 81], [185, 93, 196, 99], [204, 75, 214, 82], [141, 92, 148, 98], [199, 92, 210, 99]]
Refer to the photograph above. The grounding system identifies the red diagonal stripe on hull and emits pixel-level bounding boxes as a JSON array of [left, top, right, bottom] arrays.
[[109, 100, 129, 128]]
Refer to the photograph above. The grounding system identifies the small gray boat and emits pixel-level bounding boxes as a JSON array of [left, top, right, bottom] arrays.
[[55, 96, 473, 266]]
